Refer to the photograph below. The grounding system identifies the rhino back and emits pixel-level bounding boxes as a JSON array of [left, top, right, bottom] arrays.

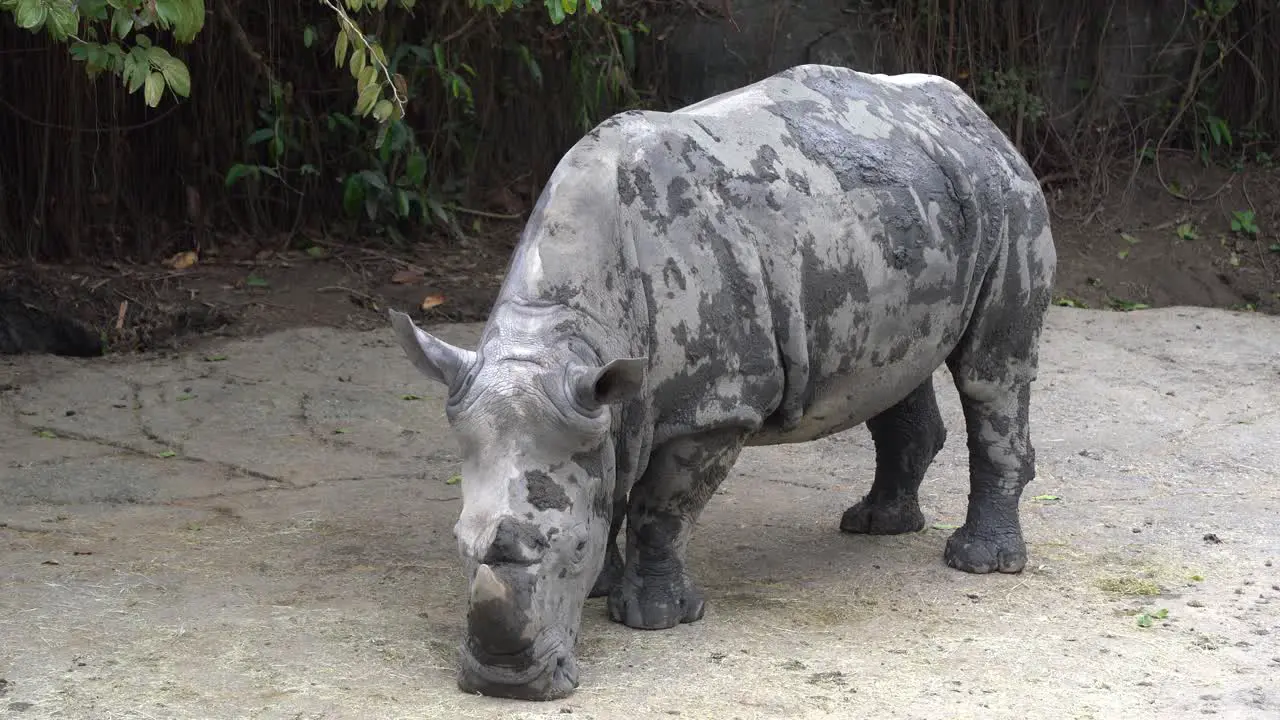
[[605, 64, 1052, 445]]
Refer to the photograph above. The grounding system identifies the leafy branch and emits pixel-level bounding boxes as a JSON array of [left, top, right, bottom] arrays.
[[1, 0, 606, 119]]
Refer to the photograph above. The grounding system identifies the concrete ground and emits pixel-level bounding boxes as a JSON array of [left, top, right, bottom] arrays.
[[2, 306, 1278, 720]]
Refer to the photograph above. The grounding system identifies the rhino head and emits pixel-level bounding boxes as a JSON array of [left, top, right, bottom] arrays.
[[388, 309, 645, 700]]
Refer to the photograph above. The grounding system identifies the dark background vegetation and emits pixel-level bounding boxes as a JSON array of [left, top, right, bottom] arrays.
[[2, 0, 1278, 351]]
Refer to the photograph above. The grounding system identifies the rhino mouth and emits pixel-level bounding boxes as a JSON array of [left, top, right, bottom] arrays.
[[457, 625, 579, 700]]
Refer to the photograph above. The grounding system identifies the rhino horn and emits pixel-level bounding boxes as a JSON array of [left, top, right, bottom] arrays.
[[470, 564, 511, 606], [467, 564, 535, 658]]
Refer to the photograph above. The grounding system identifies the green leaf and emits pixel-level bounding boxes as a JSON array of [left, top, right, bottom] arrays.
[[35, 429, 58, 439], [1136, 613, 1153, 628], [1031, 494, 1061, 501], [445, 474, 462, 485], [144, 71, 166, 107], [372, 98, 394, 123], [350, 47, 367, 79], [14, 0, 47, 29], [224, 163, 260, 187], [123, 49, 150, 93], [303, 25, 316, 48], [358, 169, 388, 192], [157, 449, 178, 458], [931, 522, 961, 531], [154, 0, 205, 43], [244, 275, 270, 288], [110, 5, 133, 38], [342, 174, 365, 217], [405, 151, 427, 187], [333, 428, 348, 434], [334, 29, 349, 67], [79, 0, 109, 21], [153, 54, 191, 97], [618, 27, 635, 71], [354, 84, 379, 116], [305, 246, 327, 259], [544, 0, 565, 23], [402, 394, 422, 401], [245, 128, 274, 145], [203, 354, 228, 362], [394, 188, 410, 217], [45, 0, 80, 40]]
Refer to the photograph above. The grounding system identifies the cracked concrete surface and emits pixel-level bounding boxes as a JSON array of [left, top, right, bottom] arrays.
[[2, 307, 1278, 720]]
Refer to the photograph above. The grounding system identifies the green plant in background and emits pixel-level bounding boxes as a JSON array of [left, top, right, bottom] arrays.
[[1, 0, 606, 114], [1198, 112, 1233, 166], [0, 0, 625, 242], [1230, 209, 1258, 236], [1175, 223, 1199, 241], [975, 67, 1045, 150]]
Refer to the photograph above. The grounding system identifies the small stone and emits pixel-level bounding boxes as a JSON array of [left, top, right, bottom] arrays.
[[64, 410, 76, 417], [1132, 528, 1142, 533], [1187, 599, 1205, 608], [967, 593, 980, 601], [1266, 560, 1273, 567], [1203, 533, 1222, 544]]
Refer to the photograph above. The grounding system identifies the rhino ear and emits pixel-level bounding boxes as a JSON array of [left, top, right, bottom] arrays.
[[388, 309, 475, 387], [571, 357, 647, 412]]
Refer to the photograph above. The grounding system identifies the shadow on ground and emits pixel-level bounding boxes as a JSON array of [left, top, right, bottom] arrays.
[[2, 307, 1278, 720]]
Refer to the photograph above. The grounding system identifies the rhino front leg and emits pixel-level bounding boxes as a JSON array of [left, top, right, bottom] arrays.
[[588, 496, 626, 598], [840, 375, 947, 535], [608, 429, 746, 630]]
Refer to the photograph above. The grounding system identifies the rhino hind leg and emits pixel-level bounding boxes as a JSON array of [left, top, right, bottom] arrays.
[[840, 376, 946, 535], [607, 429, 746, 630], [588, 496, 626, 598], [941, 270, 1052, 574]]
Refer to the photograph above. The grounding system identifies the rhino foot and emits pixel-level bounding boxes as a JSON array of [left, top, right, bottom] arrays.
[[839, 493, 926, 535], [607, 565, 705, 630], [943, 519, 1027, 574], [588, 544, 624, 598]]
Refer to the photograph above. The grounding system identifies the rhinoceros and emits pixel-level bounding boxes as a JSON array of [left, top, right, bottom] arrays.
[[389, 63, 1056, 700]]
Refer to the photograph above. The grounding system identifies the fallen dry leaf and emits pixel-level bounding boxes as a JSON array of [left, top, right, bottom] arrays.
[[392, 269, 424, 284], [421, 294, 446, 310], [165, 250, 198, 270]]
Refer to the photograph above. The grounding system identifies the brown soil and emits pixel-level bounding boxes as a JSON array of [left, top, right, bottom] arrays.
[[3, 161, 1278, 355]]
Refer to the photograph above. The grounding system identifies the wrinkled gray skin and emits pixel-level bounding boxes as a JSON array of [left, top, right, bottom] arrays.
[[389, 64, 1056, 701]]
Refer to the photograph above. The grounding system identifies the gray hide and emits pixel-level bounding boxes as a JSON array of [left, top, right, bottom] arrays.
[[390, 63, 1056, 701]]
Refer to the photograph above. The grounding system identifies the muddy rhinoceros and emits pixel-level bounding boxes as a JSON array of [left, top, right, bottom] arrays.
[[388, 63, 1056, 700]]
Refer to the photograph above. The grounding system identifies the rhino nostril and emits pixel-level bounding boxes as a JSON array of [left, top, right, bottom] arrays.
[[483, 516, 548, 566]]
